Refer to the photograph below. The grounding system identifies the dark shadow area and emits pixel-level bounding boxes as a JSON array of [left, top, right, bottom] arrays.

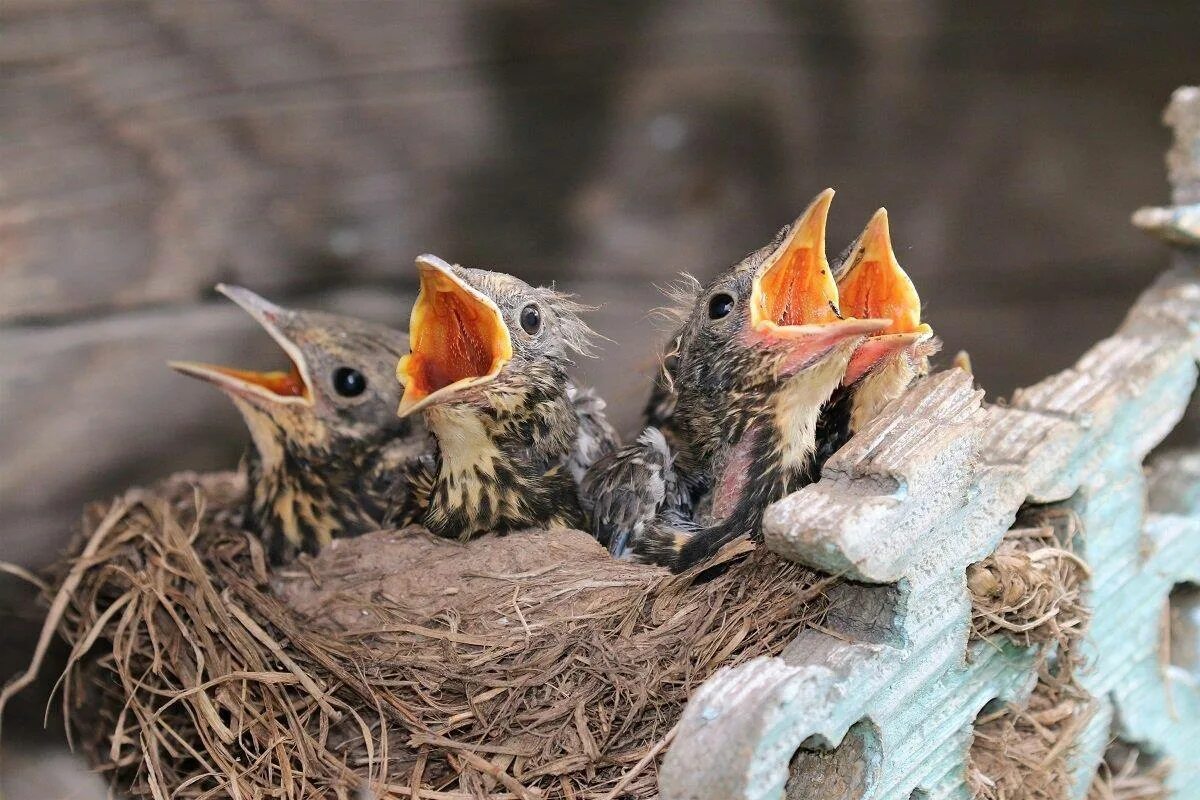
[[1167, 582, 1200, 676], [1088, 721, 1171, 799], [822, 581, 906, 648], [785, 718, 880, 799]]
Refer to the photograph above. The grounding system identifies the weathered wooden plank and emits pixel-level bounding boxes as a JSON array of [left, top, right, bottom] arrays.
[[0, 0, 498, 321]]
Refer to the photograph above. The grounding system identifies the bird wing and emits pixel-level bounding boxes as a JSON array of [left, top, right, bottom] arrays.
[[566, 382, 621, 485], [580, 426, 682, 557]]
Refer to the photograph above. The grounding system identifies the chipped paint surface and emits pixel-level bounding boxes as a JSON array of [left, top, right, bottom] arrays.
[[660, 87, 1200, 800]]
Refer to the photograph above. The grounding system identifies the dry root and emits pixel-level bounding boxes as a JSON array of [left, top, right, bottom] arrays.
[[1086, 741, 1171, 800], [967, 506, 1095, 800], [967, 658, 1091, 800], [44, 471, 834, 799], [968, 508, 1091, 651]]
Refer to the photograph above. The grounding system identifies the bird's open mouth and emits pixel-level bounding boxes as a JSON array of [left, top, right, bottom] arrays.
[[397, 254, 513, 417], [749, 189, 891, 369], [169, 285, 313, 406], [837, 208, 934, 384], [837, 208, 928, 337]]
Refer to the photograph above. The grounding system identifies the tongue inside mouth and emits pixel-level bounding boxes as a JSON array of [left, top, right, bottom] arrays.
[[399, 261, 513, 411], [408, 289, 502, 395]]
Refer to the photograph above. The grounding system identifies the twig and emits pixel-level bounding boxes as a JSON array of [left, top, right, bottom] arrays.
[[599, 722, 678, 800], [444, 746, 541, 800], [0, 498, 131, 739], [0, 561, 49, 593]]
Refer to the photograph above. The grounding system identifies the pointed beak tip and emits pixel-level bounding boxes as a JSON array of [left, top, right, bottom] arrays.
[[215, 283, 285, 323], [812, 188, 835, 216], [415, 253, 454, 273], [168, 359, 212, 379], [854, 317, 895, 335]]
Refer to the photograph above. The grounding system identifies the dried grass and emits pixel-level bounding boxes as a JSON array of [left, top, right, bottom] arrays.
[[966, 507, 1094, 800], [1086, 742, 1170, 800], [967, 660, 1091, 800], [32, 471, 833, 799], [967, 508, 1091, 651]]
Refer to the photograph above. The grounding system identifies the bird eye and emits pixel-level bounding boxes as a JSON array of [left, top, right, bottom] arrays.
[[708, 292, 735, 320], [520, 303, 542, 335], [332, 367, 367, 397]]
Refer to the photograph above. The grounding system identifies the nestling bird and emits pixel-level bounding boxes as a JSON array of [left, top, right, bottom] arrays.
[[810, 208, 940, 472], [396, 255, 618, 541], [171, 285, 431, 563], [584, 189, 890, 569]]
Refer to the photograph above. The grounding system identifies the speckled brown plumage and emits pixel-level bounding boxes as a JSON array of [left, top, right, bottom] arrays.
[[172, 285, 431, 563], [398, 256, 618, 542], [584, 190, 904, 571]]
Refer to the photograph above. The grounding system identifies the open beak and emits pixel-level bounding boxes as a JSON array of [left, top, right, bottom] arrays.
[[836, 208, 934, 385], [749, 189, 892, 373], [169, 284, 313, 406], [396, 254, 514, 417]]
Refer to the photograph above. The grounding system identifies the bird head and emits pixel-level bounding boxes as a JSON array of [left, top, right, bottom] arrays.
[[170, 285, 414, 456], [663, 189, 890, 447], [396, 254, 596, 419], [835, 208, 938, 386]]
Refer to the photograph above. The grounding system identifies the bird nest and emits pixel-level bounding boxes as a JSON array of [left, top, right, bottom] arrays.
[[966, 507, 1100, 800], [35, 471, 836, 799], [8, 477, 1109, 799]]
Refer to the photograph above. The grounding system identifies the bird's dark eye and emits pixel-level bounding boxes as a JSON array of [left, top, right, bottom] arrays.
[[708, 292, 735, 320], [520, 303, 542, 335], [332, 367, 367, 397]]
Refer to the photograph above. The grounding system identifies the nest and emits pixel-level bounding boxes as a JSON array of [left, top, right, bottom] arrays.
[[967, 659, 1092, 800], [1086, 741, 1171, 800], [967, 508, 1091, 651], [28, 471, 834, 799], [966, 507, 1095, 800]]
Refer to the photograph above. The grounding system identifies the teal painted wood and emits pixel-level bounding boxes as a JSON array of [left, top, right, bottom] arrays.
[[659, 87, 1200, 800]]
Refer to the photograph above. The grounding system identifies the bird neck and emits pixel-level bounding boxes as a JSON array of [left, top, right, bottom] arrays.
[[771, 347, 856, 479], [699, 347, 855, 531], [850, 354, 916, 432], [422, 383, 582, 540], [240, 408, 416, 562]]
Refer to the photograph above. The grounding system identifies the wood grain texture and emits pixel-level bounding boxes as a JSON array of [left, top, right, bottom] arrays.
[[0, 0, 497, 322]]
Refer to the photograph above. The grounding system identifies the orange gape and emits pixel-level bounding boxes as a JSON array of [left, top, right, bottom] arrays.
[[837, 216, 922, 335], [758, 246, 841, 327], [838, 259, 920, 334], [407, 284, 506, 399], [752, 188, 842, 331], [211, 364, 307, 398]]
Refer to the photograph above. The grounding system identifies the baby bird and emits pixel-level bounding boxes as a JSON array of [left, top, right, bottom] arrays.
[[396, 255, 617, 541], [584, 189, 890, 569], [810, 209, 939, 471], [171, 285, 431, 563]]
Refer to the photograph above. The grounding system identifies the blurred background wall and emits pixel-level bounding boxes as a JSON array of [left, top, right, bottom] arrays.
[[1, 0, 1197, 791]]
